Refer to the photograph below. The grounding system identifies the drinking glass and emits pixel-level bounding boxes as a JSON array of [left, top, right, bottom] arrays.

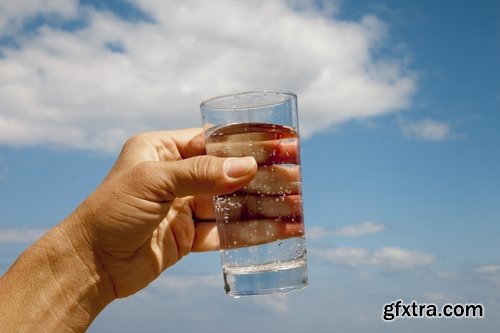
[[200, 91, 307, 297]]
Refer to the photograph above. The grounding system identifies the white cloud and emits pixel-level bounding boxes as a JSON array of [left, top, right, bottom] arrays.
[[0, 0, 80, 35], [473, 265, 500, 275], [0, 227, 48, 244], [422, 292, 461, 303], [149, 272, 288, 313], [400, 118, 451, 141], [0, 0, 415, 152], [473, 264, 500, 289], [147, 273, 221, 302], [308, 221, 386, 239], [314, 246, 435, 270], [151, 273, 220, 292], [252, 293, 289, 313]]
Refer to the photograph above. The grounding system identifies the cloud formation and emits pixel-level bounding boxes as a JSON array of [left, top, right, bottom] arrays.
[[151, 273, 220, 292], [400, 118, 452, 141], [0, 227, 48, 244], [0, 0, 79, 35], [314, 246, 435, 270], [148, 272, 289, 313], [474, 264, 500, 289], [0, 0, 415, 152], [473, 265, 500, 275], [252, 293, 289, 313], [422, 292, 461, 303], [308, 220, 386, 239]]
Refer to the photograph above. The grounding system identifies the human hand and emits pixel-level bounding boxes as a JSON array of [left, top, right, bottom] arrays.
[[65, 128, 301, 299], [65, 129, 258, 298]]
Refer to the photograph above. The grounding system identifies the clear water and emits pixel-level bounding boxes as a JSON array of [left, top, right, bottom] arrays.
[[205, 123, 308, 296], [221, 237, 307, 297]]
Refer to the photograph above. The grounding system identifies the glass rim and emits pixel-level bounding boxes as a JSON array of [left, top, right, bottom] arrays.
[[200, 90, 297, 110]]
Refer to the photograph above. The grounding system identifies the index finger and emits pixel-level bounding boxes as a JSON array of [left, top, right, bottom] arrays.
[[134, 128, 206, 159], [106, 128, 206, 180]]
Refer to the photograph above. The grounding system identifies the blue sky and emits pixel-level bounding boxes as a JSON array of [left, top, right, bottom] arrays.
[[0, 0, 499, 332]]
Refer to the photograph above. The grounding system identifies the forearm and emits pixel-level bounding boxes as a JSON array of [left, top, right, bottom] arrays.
[[0, 216, 115, 333]]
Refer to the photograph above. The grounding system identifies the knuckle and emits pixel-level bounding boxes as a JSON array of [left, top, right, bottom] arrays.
[[157, 137, 178, 159], [163, 137, 176, 151], [123, 134, 148, 150]]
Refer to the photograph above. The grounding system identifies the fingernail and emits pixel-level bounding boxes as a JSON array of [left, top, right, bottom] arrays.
[[223, 157, 256, 179]]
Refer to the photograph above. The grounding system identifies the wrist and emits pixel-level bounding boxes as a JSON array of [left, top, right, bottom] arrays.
[[50, 212, 117, 325], [0, 213, 116, 332]]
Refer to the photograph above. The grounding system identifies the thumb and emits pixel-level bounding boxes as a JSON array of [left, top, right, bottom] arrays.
[[131, 155, 257, 201]]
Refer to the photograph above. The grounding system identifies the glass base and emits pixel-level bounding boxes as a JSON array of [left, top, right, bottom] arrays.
[[223, 258, 307, 297]]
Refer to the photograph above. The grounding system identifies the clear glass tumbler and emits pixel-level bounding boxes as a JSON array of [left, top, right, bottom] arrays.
[[200, 91, 307, 297]]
